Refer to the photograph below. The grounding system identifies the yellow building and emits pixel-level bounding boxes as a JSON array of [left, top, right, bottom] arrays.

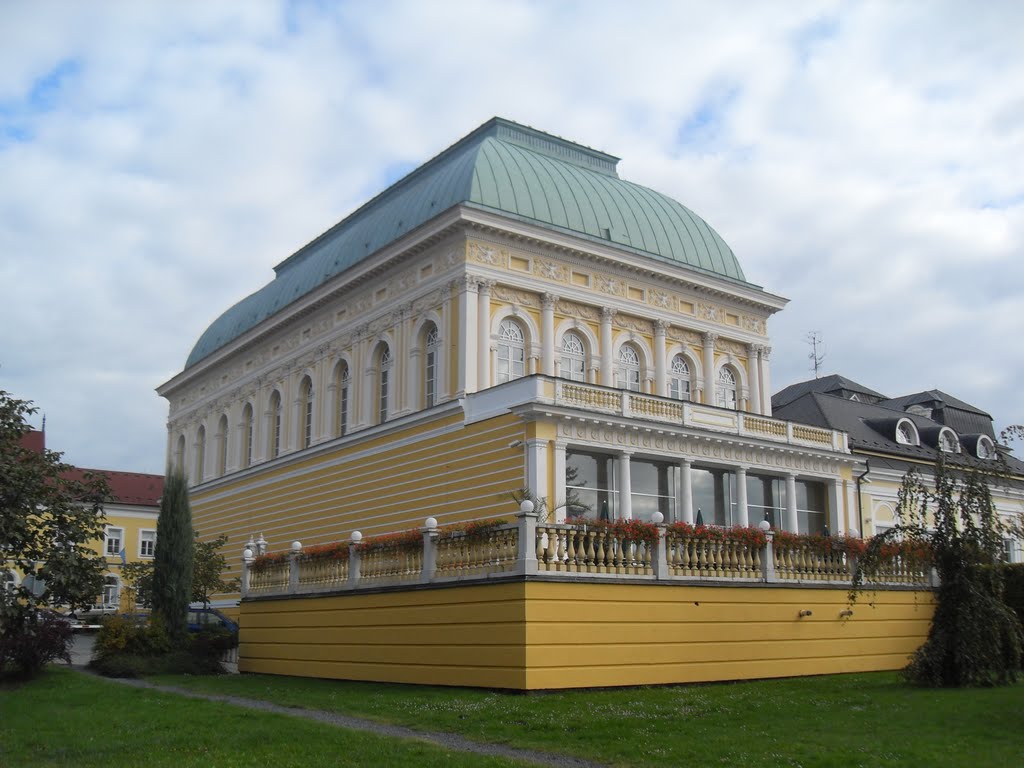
[[158, 120, 944, 688], [2, 430, 162, 614], [160, 118, 864, 601]]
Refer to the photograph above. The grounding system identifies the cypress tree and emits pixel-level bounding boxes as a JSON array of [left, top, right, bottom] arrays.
[[152, 467, 194, 643]]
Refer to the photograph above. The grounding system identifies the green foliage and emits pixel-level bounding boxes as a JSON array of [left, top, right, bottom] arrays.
[[1, 389, 109, 679], [151, 467, 193, 642], [122, 532, 237, 609], [1001, 563, 1024, 629], [852, 458, 1023, 686], [0, 610, 74, 679], [93, 613, 171, 660], [90, 615, 234, 677]]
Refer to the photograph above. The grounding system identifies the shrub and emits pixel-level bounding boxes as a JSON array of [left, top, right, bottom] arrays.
[[0, 611, 73, 680], [93, 614, 171, 660], [90, 614, 235, 678]]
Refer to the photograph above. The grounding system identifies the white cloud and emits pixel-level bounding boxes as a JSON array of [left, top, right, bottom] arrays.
[[1, 0, 1021, 473]]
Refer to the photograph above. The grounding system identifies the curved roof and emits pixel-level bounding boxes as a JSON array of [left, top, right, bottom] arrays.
[[186, 118, 747, 368]]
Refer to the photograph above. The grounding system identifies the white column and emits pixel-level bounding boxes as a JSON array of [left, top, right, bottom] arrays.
[[351, 332, 366, 429], [440, 288, 452, 402], [553, 441, 567, 523], [654, 321, 667, 397], [252, 382, 266, 462], [678, 459, 693, 524], [844, 480, 858, 534], [761, 346, 773, 416], [361, 335, 376, 427], [477, 280, 492, 390], [618, 451, 632, 520], [827, 478, 842, 535], [457, 276, 479, 396], [735, 466, 749, 527], [541, 293, 556, 376], [600, 308, 614, 386], [397, 307, 413, 416], [316, 350, 331, 442], [702, 332, 717, 405], [747, 344, 762, 415], [525, 438, 549, 503], [785, 473, 799, 532]]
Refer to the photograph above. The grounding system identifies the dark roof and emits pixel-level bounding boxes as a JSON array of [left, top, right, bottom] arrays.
[[772, 374, 887, 410], [878, 389, 994, 438], [773, 391, 1024, 476], [879, 389, 991, 417], [185, 117, 753, 369]]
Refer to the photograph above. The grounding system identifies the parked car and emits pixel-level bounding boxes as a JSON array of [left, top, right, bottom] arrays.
[[187, 607, 238, 634]]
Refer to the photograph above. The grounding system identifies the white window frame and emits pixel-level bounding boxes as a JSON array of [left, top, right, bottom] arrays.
[[560, 332, 587, 382], [669, 354, 691, 401], [424, 325, 439, 408], [716, 367, 737, 409], [496, 319, 526, 384], [105, 527, 124, 557], [139, 529, 156, 559], [618, 344, 641, 392], [378, 344, 393, 424]]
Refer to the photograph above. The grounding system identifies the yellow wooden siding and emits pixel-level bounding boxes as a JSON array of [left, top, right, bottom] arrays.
[[240, 583, 527, 688], [191, 412, 525, 600], [239, 580, 934, 690]]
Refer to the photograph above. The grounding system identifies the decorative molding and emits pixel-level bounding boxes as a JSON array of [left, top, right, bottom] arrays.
[[596, 273, 625, 296], [615, 314, 653, 335], [648, 289, 672, 309], [469, 241, 507, 267], [492, 285, 539, 307], [715, 337, 747, 357], [534, 258, 569, 282], [555, 299, 598, 321]]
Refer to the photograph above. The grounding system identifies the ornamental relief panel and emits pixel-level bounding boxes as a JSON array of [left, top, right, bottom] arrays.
[[469, 241, 508, 268], [533, 258, 569, 283], [666, 326, 702, 346], [741, 315, 766, 335], [715, 338, 748, 357], [614, 314, 653, 335], [492, 285, 539, 307], [696, 301, 724, 323], [555, 299, 599, 321], [596, 273, 625, 296], [647, 289, 673, 310], [558, 421, 839, 476]]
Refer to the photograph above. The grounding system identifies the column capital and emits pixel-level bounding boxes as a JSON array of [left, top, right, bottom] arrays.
[[747, 342, 763, 356], [702, 331, 718, 346], [761, 345, 772, 360], [477, 278, 495, 294], [617, 448, 634, 458], [654, 319, 668, 335], [601, 307, 615, 322], [734, 464, 749, 475], [678, 458, 692, 468], [541, 292, 559, 309]]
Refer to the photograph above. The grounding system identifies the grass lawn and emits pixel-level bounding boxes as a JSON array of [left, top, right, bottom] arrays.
[[0, 668, 526, 768], [152, 670, 1024, 767]]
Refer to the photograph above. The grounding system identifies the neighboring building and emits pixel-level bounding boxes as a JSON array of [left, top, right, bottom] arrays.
[[2, 430, 163, 612], [772, 376, 1024, 560], [159, 117, 864, 606]]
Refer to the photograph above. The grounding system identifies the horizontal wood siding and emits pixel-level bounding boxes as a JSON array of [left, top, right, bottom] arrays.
[[190, 412, 524, 599], [240, 583, 527, 688], [239, 580, 934, 690]]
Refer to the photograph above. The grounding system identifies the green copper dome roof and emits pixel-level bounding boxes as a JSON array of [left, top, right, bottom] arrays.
[[185, 118, 746, 368]]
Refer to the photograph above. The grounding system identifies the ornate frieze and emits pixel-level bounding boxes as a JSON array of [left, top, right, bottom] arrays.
[[469, 241, 507, 268], [615, 314, 653, 335], [555, 299, 598, 320], [492, 285, 539, 307], [666, 326, 702, 346], [534, 258, 569, 282], [715, 338, 748, 357], [596, 273, 626, 296]]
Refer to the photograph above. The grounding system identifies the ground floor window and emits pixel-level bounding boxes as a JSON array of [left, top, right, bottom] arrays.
[[630, 459, 675, 523], [102, 575, 120, 610], [566, 451, 616, 520]]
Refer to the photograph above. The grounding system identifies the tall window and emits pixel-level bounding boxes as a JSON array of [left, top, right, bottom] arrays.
[[424, 323, 439, 408], [377, 343, 392, 424], [560, 332, 586, 382], [175, 435, 186, 471], [669, 354, 691, 401], [102, 575, 120, 610], [241, 403, 254, 467], [216, 415, 228, 476], [105, 527, 124, 557], [300, 376, 314, 449], [269, 391, 282, 459], [566, 451, 616, 521], [194, 425, 206, 483], [618, 344, 641, 391], [716, 367, 737, 409], [496, 319, 526, 383], [335, 361, 350, 436], [140, 530, 156, 558]]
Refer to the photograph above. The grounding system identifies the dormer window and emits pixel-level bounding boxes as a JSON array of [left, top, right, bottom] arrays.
[[975, 435, 995, 460], [938, 428, 960, 454], [895, 419, 919, 446]]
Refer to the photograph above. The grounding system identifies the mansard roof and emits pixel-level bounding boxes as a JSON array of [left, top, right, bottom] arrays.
[[185, 118, 749, 369]]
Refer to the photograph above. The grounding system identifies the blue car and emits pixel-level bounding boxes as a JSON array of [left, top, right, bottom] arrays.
[[186, 607, 238, 633]]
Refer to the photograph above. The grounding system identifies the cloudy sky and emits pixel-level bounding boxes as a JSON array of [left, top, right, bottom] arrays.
[[2, 1, 1022, 475]]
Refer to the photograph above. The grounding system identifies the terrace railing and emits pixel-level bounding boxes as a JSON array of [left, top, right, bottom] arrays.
[[242, 503, 936, 599]]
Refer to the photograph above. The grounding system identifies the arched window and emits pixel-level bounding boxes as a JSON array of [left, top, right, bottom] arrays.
[[496, 319, 526, 383], [175, 434, 186, 471], [938, 428, 960, 454], [423, 323, 439, 408], [102, 575, 120, 610], [194, 425, 206, 483], [618, 344, 641, 392], [335, 361, 350, 436], [716, 367, 737, 409], [377, 343, 392, 424], [216, 415, 229, 476], [241, 403, 254, 467], [560, 332, 586, 382], [669, 354, 691, 401], [268, 391, 282, 459], [896, 420, 917, 446], [300, 375, 314, 449]]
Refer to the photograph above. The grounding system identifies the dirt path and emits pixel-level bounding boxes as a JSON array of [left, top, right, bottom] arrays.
[[74, 668, 607, 768]]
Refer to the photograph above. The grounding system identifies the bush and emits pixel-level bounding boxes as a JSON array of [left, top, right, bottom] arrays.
[[0, 611, 74, 680], [89, 614, 236, 677], [1003, 563, 1024, 626], [93, 614, 171, 660]]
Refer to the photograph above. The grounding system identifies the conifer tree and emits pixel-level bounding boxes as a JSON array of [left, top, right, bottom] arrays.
[[151, 467, 193, 642]]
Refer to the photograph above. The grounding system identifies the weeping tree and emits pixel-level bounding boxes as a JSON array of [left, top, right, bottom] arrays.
[[151, 467, 193, 643], [852, 456, 1022, 686]]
